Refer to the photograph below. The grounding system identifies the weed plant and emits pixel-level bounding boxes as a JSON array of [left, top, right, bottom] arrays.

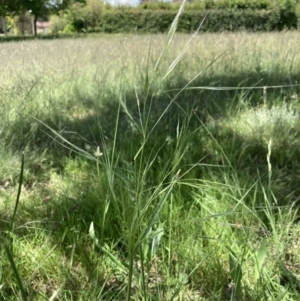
[[1, 10, 300, 301]]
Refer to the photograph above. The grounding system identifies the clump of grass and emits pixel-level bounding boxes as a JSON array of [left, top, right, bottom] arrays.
[[226, 102, 300, 145]]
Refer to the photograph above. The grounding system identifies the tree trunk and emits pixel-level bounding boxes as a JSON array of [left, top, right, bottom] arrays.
[[32, 14, 38, 36], [0, 16, 7, 35]]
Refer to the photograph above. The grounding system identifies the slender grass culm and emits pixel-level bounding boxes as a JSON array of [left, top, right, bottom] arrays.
[[3, 153, 27, 301], [41, 1, 214, 300], [33, 2, 215, 300]]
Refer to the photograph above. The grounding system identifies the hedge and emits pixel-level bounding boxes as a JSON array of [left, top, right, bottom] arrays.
[[62, 0, 300, 33], [70, 9, 298, 34], [139, 0, 273, 11]]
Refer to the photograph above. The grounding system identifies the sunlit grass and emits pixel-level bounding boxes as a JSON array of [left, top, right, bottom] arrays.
[[1, 29, 300, 300]]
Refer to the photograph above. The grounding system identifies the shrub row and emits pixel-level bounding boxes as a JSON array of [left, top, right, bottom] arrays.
[[139, 0, 273, 11], [63, 8, 298, 34]]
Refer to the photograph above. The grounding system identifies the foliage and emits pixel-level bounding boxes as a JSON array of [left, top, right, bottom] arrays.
[[2, 0, 300, 35], [140, 0, 273, 10], [50, 14, 67, 34], [272, 0, 299, 29], [65, 0, 104, 32], [0, 0, 22, 16], [59, 0, 300, 34], [13, 13, 32, 35], [65, 8, 286, 33], [0, 0, 86, 36]]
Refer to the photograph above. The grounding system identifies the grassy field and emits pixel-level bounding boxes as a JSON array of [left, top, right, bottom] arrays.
[[1, 30, 300, 301]]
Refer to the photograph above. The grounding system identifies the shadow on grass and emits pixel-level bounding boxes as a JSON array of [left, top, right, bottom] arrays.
[[3, 69, 300, 197], [5, 67, 300, 148], [0, 68, 298, 192], [0, 160, 238, 301]]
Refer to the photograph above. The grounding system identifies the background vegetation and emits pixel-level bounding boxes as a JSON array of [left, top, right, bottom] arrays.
[[1, 0, 300, 36], [1, 27, 300, 300], [52, 0, 300, 33]]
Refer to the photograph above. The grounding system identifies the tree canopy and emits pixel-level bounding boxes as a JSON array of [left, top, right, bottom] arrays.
[[0, 0, 86, 35], [0, 0, 21, 15]]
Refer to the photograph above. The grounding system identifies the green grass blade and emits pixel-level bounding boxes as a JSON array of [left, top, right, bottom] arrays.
[[255, 238, 268, 282], [274, 287, 289, 301], [4, 244, 27, 301], [10, 152, 24, 231], [154, 0, 187, 73], [134, 46, 232, 161], [163, 14, 208, 81], [134, 171, 180, 255], [31, 116, 97, 161], [227, 247, 243, 297], [89, 222, 128, 272]]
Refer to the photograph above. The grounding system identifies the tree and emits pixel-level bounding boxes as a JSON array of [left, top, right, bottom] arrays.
[[0, 0, 22, 34], [21, 0, 86, 36], [0, 0, 22, 15], [21, 0, 48, 35], [0, 0, 86, 36]]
